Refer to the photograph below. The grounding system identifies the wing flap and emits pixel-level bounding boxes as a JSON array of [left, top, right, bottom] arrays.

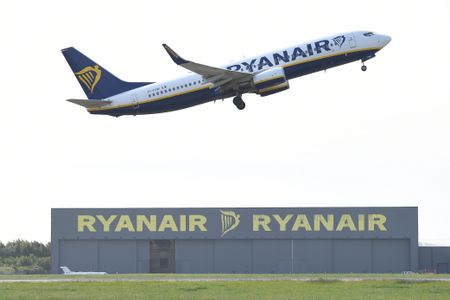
[[67, 99, 112, 108]]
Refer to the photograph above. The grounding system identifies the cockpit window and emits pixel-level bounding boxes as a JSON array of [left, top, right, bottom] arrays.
[[363, 32, 374, 37]]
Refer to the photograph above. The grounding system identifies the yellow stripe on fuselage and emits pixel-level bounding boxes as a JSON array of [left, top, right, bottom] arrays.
[[88, 85, 211, 112], [88, 47, 381, 112], [259, 82, 289, 93], [282, 46, 382, 69], [254, 75, 285, 85]]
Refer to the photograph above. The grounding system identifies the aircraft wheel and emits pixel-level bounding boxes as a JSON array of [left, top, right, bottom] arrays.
[[361, 65, 367, 72], [233, 96, 245, 110]]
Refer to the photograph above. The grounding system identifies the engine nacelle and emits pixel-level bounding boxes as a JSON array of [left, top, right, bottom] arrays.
[[257, 81, 290, 97], [253, 67, 289, 97]]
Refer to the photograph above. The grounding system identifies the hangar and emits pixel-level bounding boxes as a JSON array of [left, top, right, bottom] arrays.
[[50, 207, 448, 274]]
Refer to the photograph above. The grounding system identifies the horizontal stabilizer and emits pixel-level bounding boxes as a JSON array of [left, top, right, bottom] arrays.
[[66, 99, 112, 108]]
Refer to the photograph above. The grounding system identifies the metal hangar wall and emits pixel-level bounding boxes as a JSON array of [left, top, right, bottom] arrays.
[[51, 207, 419, 274]]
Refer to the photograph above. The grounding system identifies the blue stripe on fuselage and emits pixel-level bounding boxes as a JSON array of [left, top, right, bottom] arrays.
[[92, 48, 379, 116], [284, 49, 378, 79], [90, 86, 219, 116]]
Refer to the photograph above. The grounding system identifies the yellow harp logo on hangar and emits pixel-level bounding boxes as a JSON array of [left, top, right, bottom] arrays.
[[75, 65, 102, 93], [220, 210, 240, 237]]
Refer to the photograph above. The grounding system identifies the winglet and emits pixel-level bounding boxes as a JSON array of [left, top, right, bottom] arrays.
[[162, 44, 188, 65]]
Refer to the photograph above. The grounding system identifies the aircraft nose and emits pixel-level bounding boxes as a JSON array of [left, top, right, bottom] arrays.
[[379, 34, 392, 46]]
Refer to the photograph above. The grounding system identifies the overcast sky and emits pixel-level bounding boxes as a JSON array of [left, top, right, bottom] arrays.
[[1, 0, 449, 244]]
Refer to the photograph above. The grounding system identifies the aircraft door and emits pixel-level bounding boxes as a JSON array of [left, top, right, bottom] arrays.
[[131, 94, 139, 115], [348, 33, 357, 48]]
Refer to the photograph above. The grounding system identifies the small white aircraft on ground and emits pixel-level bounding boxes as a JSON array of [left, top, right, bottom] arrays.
[[60, 266, 107, 275]]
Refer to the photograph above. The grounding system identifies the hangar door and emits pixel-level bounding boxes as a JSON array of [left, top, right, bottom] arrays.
[[150, 240, 175, 273], [175, 239, 411, 273]]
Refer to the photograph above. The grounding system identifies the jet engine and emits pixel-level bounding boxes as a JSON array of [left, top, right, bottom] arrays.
[[253, 67, 290, 97]]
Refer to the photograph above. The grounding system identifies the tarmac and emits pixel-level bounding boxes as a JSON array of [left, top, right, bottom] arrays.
[[1, 275, 450, 283]]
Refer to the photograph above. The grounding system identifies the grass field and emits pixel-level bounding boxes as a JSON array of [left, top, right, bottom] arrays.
[[1, 274, 450, 299]]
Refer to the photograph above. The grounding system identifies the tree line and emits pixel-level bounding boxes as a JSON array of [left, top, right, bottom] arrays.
[[0, 240, 51, 274]]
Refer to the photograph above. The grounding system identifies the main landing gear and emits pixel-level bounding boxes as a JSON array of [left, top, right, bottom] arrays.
[[233, 96, 245, 110], [361, 62, 367, 72]]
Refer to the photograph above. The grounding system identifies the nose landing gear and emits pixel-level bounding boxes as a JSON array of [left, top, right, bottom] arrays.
[[233, 96, 245, 110], [361, 54, 375, 72]]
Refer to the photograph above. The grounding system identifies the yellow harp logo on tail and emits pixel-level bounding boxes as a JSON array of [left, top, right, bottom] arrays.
[[220, 210, 240, 237], [75, 65, 102, 93]]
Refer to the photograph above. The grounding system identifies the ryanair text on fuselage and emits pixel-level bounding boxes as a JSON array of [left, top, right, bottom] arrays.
[[227, 40, 332, 73]]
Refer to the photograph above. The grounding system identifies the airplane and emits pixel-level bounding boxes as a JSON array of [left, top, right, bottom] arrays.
[[60, 266, 107, 275], [62, 31, 391, 117]]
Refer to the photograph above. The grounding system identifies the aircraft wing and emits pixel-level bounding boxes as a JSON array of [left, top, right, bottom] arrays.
[[162, 44, 252, 88]]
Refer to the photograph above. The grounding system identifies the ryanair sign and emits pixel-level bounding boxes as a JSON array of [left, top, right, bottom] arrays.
[[220, 210, 240, 237], [76, 212, 386, 234], [48, 207, 420, 242], [50, 207, 418, 239], [77, 214, 208, 233]]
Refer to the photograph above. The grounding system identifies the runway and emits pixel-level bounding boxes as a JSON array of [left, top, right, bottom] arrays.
[[1, 275, 450, 283]]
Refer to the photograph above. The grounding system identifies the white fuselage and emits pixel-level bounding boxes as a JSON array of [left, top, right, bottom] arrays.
[[90, 31, 390, 115]]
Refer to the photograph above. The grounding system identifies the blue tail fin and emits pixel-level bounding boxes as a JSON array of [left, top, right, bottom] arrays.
[[62, 47, 151, 99]]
